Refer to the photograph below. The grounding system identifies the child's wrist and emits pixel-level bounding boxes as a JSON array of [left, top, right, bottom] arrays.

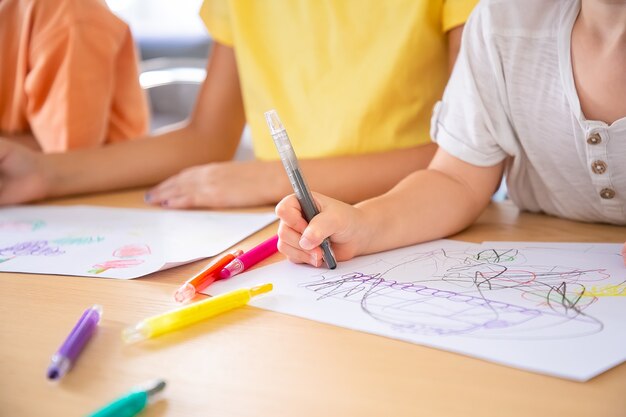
[[354, 205, 380, 256]]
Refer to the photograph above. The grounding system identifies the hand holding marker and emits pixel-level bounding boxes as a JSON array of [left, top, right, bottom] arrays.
[[265, 110, 337, 269]]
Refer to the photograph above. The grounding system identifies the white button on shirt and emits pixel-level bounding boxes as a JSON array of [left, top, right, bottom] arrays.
[[431, 0, 626, 225]]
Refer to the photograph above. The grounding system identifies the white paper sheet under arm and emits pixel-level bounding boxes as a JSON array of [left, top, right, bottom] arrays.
[[204, 239, 626, 381], [0, 206, 276, 279], [482, 241, 623, 256]]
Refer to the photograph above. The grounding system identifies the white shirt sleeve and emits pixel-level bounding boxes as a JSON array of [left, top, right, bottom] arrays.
[[431, 1, 516, 167]]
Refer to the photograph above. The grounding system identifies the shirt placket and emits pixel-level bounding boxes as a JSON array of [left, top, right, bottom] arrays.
[[584, 125, 623, 220]]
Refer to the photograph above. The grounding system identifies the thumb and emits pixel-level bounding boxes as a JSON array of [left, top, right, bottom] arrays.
[[298, 209, 341, 250]]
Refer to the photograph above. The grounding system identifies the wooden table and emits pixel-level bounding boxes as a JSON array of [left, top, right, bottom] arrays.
[[1, 190, 624, 417]]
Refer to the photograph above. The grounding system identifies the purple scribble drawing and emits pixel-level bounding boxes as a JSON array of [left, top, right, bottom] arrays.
[[0, 240, 64, 257], [302, 248, 606, 340]]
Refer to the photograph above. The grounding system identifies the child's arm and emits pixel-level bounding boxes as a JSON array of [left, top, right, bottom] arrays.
[[0, 43, 245, 205], [1, 134, 42, 151], [141, 25, 467, 209], [276, 148, 503, 266], [145, 143, 438, 208], [447, 24, 464, 73]]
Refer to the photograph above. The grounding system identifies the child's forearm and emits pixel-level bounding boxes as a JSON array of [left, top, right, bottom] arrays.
[[45, 123, 238, 198], [296, 143, 438, 204], [355, 166, 500, 255], [44, 43, 245, 199]]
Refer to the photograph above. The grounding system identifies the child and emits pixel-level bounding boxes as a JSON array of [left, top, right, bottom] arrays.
[[275, 0, 626, 267], [0, 0, 476, 208], [0, 0, 148, 152]]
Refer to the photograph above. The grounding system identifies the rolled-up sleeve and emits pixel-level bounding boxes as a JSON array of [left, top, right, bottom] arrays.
[[431, 2, 514, 167]]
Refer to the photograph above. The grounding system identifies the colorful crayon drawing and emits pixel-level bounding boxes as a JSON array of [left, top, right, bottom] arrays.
[[0, 240, 64, 258], [89, 243, 152, 274], [0, 220, 45, 232], [113, 244, 151, 258], [0, 205, 278, 279], [208, 242, 626, 381], [301, 248, 609, 340], [88, 259, 145, 274], [580, 283, 626, 297], [52, 236, 105, 245]]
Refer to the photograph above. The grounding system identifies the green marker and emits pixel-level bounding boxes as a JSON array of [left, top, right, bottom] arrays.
[[87, 379, 166, 417]]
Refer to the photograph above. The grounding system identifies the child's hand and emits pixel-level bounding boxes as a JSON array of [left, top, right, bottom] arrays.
[[0, 139, 49, 205], [145, 160, 280, 209], [275, 192, 370, 267], [622, 242, 626, 266]]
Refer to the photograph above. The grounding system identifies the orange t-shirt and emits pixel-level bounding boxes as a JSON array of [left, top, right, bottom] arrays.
[[0, 0, 149, 152]]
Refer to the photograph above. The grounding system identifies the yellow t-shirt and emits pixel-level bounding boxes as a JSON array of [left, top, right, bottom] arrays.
[[200, 0, 477, 160]]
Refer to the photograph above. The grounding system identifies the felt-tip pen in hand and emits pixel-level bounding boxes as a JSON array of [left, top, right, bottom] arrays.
[[124, 284, 273, 343], [47, 304, 102, 380], [174, 249, 244, 303], [264, 109, 337, 269], [86, 379, 166, 417]]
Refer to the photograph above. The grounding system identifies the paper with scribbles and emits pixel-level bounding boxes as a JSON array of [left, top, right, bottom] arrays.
[[205, 239, 626, 381], [0, 206, 276, 279]]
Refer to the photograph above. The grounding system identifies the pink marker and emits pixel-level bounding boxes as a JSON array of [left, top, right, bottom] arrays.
[[219, 235, 279, 279]]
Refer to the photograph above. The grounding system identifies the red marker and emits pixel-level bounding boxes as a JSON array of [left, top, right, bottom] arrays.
[[173, 250, 243, 303]]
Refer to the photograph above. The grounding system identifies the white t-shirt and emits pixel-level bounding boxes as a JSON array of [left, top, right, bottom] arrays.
[[431, 0, 626, 225]]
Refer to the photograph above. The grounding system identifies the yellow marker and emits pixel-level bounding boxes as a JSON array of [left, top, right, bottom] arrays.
[[123, 284, 273, 343]]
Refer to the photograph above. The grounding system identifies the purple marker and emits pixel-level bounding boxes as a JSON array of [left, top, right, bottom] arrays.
[[47, 304, 102, 380], [219, 235, 279, 279]]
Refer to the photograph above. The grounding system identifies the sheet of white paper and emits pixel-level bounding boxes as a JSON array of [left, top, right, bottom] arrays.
[[205, 239, 626, 381], [0, 206, 276, 279], [483, 241, 623, 256]]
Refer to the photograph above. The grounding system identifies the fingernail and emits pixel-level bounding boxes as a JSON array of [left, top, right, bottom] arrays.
[[300, 236, 315, 250], [310, 253, 318, 266]]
